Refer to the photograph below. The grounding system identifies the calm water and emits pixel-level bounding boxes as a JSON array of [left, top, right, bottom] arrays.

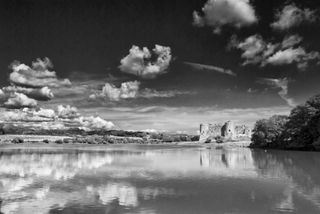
[[0, 144, 320, 214]]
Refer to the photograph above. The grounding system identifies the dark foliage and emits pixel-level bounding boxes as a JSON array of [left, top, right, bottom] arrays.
[[251, 94, 320, 150], [12, 137, 24, 144]]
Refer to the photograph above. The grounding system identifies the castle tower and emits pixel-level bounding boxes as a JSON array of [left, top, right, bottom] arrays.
[[199, 123, 210, 142], [221, 121, 235, 140]]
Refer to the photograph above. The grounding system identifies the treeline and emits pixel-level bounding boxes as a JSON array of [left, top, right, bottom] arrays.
[[0, 124, 199, 144], [250, 94, 320, 151]]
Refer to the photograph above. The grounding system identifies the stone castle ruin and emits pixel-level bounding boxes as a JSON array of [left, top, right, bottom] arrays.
[[199, 121, 251, 143]]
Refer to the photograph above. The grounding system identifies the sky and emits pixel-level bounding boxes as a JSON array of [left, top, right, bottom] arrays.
[[0, 0, 320, 133]]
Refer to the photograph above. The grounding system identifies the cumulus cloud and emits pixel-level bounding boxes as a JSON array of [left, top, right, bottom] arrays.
[[3, 105, 115, 130], [265, 47, 320, 70], [76, 116, 115, 130], [119, 45, 172, 79], [257, 78, 297, 107], [90, 81, 193, 101], [56, 105, 115, 130], [9, 57, 71, 88], [90, 81, 140, 101], [57, 105, 80, 119], [4, 92, 38, 109], [193, 0, 257, 33], [229, 34, 320, 70], [230, 34, 268, 65], [271, 4, 317, 31], [2, 86, 54, 101]]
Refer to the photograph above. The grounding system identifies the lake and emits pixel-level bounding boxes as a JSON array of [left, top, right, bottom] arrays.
[[0, 144, 320, 214]]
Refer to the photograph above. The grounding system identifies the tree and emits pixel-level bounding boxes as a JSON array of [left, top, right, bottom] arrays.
[[251, 94, 320, 150], [251, 115, 288, 148]]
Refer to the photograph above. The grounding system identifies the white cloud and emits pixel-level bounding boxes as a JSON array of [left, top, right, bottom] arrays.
[[281, 34, 303, 49], [4, 108, 56, 122], [230, 34, 320, 70], [119, 45, 172, 79], [257, 78, 297, 107], [9, 57, 71, 88], [266, 48, 320, 70], [57, 105, 80, 119], [235, 34, 267, 65], [2, 86, 54, 101], [90, 81, 193, 101], [91, 81, 140, 101], [271, 4, 317, 31], [193, 0, 257, 33], [266, 47, 303, 65], [76, 116, 115, 130], [0, 89, 6, 101], [4, 92, 38, 108], [183, 62, 236, 76], [116, 81, 140, 99], [139, 88, 194, 98], [2, 105, 115, 131]]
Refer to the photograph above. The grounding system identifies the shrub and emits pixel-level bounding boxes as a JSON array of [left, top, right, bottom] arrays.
[[43, 139, 49, 144], [55, 139, 63, 144], [12, 137, 24, 144], [215, 136, 224, 144], [191, 135, 200, 141]]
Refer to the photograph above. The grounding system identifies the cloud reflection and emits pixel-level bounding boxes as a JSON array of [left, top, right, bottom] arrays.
[[0, 147, 320, 213]]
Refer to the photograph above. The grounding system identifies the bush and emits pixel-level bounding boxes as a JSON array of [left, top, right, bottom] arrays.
[[12, 137, 24, 144], [204, 138, 212, 144], [55, 139, 63, 144], [215, 136, 224, 144], [63, 138, 71, 144], [191, 135, 200, 141]]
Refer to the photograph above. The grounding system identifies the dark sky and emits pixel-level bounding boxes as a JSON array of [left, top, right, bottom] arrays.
[[1, 0, 320, 132]]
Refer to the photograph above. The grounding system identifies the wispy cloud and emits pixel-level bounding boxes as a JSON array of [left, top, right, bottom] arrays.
[[257, 78, 297, 107], [89, 80, 194, 102], [183, 62, 236, 76]]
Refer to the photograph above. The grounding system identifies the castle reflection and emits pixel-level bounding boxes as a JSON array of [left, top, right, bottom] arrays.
[[200, 148, 255, 170]]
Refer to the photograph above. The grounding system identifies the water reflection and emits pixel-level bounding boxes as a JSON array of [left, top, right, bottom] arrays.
[[200, 148, 255, 170], [0, 145, 320, 213]]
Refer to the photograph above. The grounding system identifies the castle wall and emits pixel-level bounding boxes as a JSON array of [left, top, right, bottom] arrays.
[[199, 123, 222, 142], [199, 121, 251, 142]]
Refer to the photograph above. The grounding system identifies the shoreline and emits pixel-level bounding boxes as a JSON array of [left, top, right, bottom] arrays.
[[0, 134, 251, 148]]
